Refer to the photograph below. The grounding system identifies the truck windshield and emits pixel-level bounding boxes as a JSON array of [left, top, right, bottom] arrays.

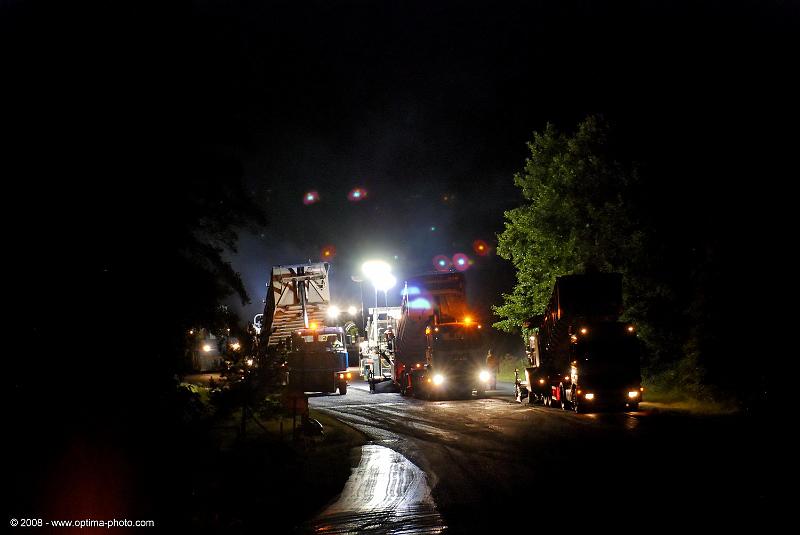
[[297, 332, 344, 350], [431, 326, 482, 352]]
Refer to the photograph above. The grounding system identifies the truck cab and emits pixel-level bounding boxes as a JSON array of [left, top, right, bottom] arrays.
[[286, 325, 351, 395], [409, 320, 489, 399]]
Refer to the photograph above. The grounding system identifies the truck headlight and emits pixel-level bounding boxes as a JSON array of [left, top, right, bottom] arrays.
[[584, 393, 595, 400], [433, 374, 445, 386], [628, 391, 640, 398], [479, 371, 490, 382]]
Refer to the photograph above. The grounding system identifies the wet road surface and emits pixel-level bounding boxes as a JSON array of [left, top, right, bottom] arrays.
[[309, 379, 771, 533], [308, 444, 444, 534]]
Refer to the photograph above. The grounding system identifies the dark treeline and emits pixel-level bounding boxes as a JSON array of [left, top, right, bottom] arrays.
[[5, 2, 265, 526], [6, 1, 262, 408]]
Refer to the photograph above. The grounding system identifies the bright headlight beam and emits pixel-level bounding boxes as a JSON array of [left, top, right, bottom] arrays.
[[433, 374, 444, 385]]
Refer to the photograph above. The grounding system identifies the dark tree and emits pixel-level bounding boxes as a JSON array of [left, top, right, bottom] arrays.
[[494, 116, 750, 404]]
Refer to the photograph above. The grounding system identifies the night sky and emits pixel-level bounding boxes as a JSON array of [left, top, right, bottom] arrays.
[[195, 0, 796, 327], [5, 0, 796, 344]]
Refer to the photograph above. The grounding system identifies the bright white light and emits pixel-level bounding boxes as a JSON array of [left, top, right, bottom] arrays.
[[327, 305, 341, 319], [246, 358, 254, 366], [374, 273, 396, 293], [347, 305, 358, 315], [362, 260, 391, 280], [628, 391, 640, 398], [479, 371, 490, 382], [433, 374, 445, 385], [202, 344, 211, 352], [584, 393, 595, 400]]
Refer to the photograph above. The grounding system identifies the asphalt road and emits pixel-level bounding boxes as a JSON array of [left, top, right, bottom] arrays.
[[307, 379, 771, 533]]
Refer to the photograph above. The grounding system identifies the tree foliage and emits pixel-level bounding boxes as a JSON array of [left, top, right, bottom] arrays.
[[494, 116, 641, 333], [493, 116, 746, 403]]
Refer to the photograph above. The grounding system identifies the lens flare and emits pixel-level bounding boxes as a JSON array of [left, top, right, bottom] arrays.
[[408, 297, 432, 310], [348, 187, 367, 202], [452, 253, 470, 271], [321, 245, 337, 259], [401, 286, 421, 296], [432, 255, 451, 272], [473, 239, 489, 256], [303, 190, 320, 205]]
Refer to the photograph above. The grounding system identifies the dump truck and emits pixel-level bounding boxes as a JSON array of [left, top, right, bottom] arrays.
[[519, 273, 642, 412], [260, 262, 350, 395], [393, 272, 490, 399]]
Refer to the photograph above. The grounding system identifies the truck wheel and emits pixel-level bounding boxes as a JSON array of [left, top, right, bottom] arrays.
[[338, 383, 347, 395]]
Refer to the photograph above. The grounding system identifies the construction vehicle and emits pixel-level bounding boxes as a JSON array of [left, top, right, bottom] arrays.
[[259, 262, 350, 395], [359, 305, 401, 381], [519, 273, 642, 412], [393, 272, 490, 399]]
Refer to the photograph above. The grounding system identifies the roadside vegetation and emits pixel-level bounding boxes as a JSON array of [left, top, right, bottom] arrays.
[[496, 353, 529, 383], [173, 379, 366, 532], [493, 116, 756, 409]]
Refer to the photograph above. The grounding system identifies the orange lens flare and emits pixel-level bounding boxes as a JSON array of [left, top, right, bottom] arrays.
[[472, 239, 490, 256]]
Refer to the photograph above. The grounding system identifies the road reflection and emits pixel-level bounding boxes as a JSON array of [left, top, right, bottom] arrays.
[[305, 444, 445, 534]]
